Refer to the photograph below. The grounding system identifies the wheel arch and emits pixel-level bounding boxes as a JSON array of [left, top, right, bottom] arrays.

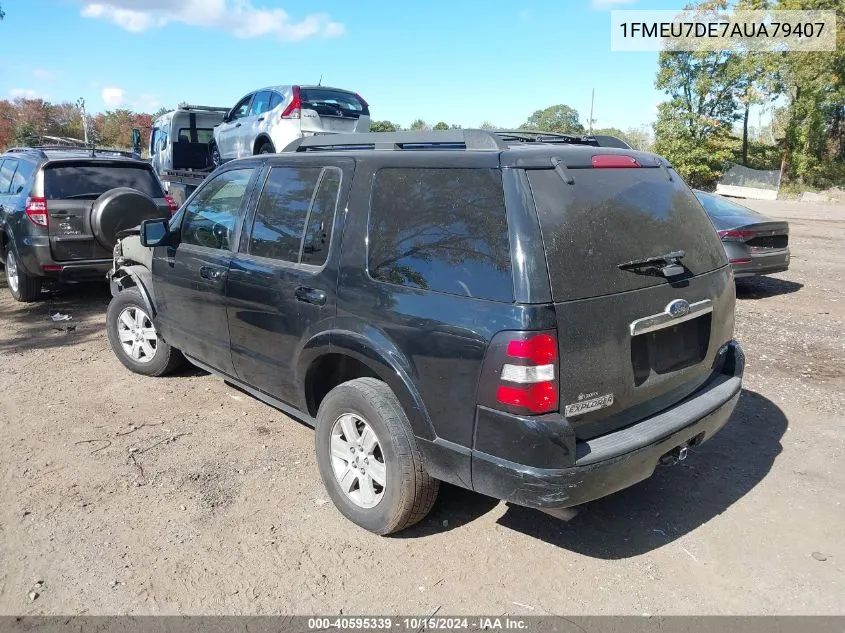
[[253, 134, 275, 155], [110, 264, 157, 318], [299, 331, 436, 441]]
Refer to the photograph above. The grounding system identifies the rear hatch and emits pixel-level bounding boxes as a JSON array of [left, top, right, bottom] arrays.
[[43, 161, 169, 261], [526, 157, 735, 440], [299, 87, 370, 134]]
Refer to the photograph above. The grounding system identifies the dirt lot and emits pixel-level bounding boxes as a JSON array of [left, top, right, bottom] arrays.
[[1, 199, 843, 616]]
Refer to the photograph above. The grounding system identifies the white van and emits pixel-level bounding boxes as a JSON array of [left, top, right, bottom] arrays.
[[150, 105, 228, 190]]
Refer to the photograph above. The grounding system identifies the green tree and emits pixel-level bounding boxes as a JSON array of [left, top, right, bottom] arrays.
[[479, 121, 497, 130], [370, 120, 398, 132], [409, 119, 429, 131], [433, 121, 449, 130], [521, 104, 584, 134]]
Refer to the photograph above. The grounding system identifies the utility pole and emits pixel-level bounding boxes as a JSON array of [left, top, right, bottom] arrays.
[[588, 88, 595, 135], [76, 97, 89, 145]]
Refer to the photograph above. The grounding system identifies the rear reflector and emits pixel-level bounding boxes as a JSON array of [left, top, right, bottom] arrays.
[[592, 155, 641, 168], [164, 195, 178, 214], [718, 230, 755, 239], [729, 258, 752, 264], [496, 383, 558, 415], [281, 86, 302, 119], [42, 265, 63, 272], [25, 197, 48, 227]]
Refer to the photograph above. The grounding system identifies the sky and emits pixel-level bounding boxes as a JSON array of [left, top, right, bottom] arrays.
[[0, 0, 707, 131]]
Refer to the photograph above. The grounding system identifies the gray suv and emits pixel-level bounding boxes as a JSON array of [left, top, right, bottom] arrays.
[[0, 146, 175, 301]]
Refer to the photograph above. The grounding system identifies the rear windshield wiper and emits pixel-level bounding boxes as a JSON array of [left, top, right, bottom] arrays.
[[64, 192, 105, 199], [618, 250, 686, 278]]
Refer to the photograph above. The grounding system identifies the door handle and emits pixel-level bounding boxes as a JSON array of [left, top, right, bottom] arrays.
[[200, 266, 226, 281], [295, 286, 327, 306], [234, 123, 242, 128], [257, 117, 264, 122]]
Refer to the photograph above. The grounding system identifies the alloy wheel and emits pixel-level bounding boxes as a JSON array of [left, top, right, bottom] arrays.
[[6, 251, 19, 295], [117, 306, 158, 363], [330, 413, 387, 509]]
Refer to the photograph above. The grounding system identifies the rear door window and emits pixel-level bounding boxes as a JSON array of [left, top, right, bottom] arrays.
[[527, 167, 728, 302], [250, 91, 272, 117], [368, 168, 512, 302], [268, 92, 282, 111], [300, 88, 369, 119], [43, 163, 164, 199], [10, 160, 33, 195], [247, 166, 342, 265]]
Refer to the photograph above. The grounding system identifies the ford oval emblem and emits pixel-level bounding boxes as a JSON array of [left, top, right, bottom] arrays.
[[667, 299, 691, 318]]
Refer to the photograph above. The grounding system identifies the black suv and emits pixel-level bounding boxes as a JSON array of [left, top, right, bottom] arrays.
[[0, 146, 175, 302], [106, 130, 744, 535]]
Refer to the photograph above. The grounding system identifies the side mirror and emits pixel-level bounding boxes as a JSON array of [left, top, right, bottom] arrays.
[[141, 218, 171, 247]]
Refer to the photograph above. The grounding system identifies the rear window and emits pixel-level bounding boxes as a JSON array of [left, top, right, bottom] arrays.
[[694, 191, 760, 219], [44, 163, 164, 199], [368, 168, 512, 302], [177, 128, 215, 144], [528, 167, 727, 301], [300, 88, 369, 119]]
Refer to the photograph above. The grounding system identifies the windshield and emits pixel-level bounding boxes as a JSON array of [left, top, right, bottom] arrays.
[[44, 163, 164, 199], [528, 167, 727, 301], [300, 88, 369, 119]]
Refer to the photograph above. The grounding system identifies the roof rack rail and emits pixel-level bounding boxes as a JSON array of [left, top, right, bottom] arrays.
[[176, 104, 230, 114], [5, 145, 141, 159], [283, 129, 508, 153]]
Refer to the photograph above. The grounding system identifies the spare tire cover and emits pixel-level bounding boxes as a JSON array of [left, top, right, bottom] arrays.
[[90, 187, 162, 251]]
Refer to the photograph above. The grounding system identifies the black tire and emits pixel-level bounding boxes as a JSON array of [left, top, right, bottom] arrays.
[[257, 141, 275, 155], [106, 287, 184, 377], [5, 249, 42, 302], [315, 377, 439, 535]]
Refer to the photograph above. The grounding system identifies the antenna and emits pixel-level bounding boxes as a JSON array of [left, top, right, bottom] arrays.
[[318, 73, 323, 86], [588, 88, 595, 135]]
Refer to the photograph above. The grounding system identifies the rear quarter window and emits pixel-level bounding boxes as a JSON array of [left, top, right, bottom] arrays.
[[44, 163, 164, 199], [368, 167, 513, 302], [528, 167, 728, 301]]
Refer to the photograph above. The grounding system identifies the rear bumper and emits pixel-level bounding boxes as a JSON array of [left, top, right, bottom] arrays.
[[730, 248, 790, 278], [14, 236, 111, 281], [467, 341, 744, 510]]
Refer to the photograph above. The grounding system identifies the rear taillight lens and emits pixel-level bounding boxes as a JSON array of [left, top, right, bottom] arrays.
[[592, 154, 641, 168], [480, 331, 559, 415], [165, 195, 178, 214], [25, 197, 48, 227], [281, 86, 301, 119], [718, 230, 754, 239]]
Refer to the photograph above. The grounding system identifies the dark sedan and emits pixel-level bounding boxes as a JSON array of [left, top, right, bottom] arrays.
[[694, 190, 790, 278]]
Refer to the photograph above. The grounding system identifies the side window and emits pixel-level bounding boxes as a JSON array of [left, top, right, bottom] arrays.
[[301, 168, 341, 266], [10, 160, 33, 195], [159, 130, 169, 151], [250, 91, 271, 116], [0, 159, 17, 194], [231, 95, 253, 120], [181, 169, 254, 251], [150, 128, 159, 155], [248, 166, 322, 262], [368, 168, 512, 301], [268, 92, 282, 111]]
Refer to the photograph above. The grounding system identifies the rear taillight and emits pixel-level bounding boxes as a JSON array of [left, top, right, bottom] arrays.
[[480, 331, 559, 415], [281, 86, 301, 119], [164, 195, 178, 214], [718, 230, 754, 239], [25, 197, 48, 227], [592, 154, 641, 168], [355, 92, 369, 108]]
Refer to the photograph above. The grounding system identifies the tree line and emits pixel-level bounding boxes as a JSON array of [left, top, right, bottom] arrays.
[[0, 98, 157, 153]]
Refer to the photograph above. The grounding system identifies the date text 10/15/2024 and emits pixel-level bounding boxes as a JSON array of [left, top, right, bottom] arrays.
[[307, 617, 528, 631]]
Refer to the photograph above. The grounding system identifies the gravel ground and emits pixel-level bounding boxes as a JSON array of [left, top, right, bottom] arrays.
[[0, 199, 843, 616]]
